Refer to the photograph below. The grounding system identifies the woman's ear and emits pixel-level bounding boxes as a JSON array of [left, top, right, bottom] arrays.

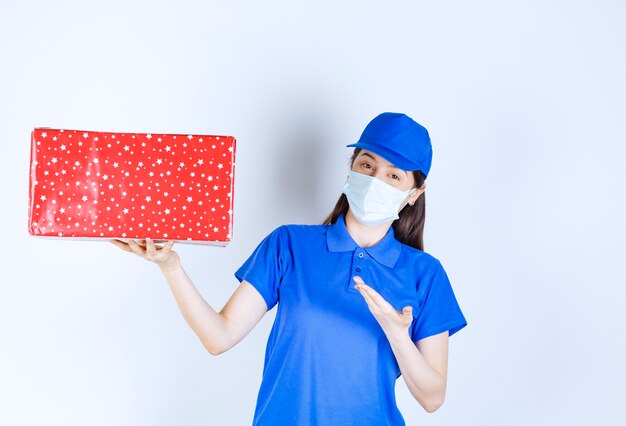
[[409, 184, 426, 205]]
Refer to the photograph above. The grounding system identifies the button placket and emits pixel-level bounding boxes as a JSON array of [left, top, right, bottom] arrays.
[[349, 249, 368, 292]]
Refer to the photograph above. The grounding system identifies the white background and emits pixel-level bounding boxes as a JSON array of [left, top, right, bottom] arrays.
[[1, 0, 625, 425]]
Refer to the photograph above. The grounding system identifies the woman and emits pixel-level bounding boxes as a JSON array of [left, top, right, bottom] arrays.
[[111, 112, 468, 425]]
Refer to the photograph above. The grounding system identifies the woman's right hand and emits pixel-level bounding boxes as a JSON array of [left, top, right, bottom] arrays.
[[110, 238, 179, 269]]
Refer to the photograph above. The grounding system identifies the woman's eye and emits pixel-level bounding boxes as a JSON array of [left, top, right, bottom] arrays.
[[391, 174, 400, 180], [361, 162, 372, 169]]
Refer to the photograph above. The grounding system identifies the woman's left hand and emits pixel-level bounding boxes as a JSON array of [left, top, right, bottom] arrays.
[[353, 276, 413, 341]]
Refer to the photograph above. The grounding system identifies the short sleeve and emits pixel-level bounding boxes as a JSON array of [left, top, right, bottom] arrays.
[[234, 225, 287, 311], [410, 260, 467, 342]]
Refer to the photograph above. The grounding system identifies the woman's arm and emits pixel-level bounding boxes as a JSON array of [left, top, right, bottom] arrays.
[[352, 278, 449, 413], [388, 331, 449, 413], [110, 239, 267, 355], [159, 259, 267, 355]]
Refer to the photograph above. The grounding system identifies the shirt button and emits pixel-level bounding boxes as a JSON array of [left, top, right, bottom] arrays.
[[358, 253, 364, 258], [356, 267, 361, 272]]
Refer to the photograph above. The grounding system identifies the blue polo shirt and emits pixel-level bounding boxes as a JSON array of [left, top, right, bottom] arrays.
[[234, 212, 467, 426]]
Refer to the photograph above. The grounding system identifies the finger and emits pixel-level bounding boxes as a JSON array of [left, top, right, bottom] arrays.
[[155, 240, 169, 250], [109, 239, 131, 252], [164, 241, 176, 251], [354, 278, 380, 313], [400, 306, 414, 326], [353, 276, 370, 294], [402, 306, 413, 318], [357, 282, 394, 311], [128, 240, 147, 256], [353, 277, 385, 306], [356, 285, 375, 305], [358, 288, 380, 315], [146, 238, 157, 256]]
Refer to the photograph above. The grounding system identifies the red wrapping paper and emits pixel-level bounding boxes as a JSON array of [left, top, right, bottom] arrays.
[[28, 128, 236, 246]]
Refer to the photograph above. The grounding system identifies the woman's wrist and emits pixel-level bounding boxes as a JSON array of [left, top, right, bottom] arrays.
[[386, 328, 412, 347], [157, 254, 182, 274]]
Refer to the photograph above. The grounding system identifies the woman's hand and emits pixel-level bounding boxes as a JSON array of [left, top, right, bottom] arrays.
[[109, 238, 179, 269], [353, 276, 413, 341]]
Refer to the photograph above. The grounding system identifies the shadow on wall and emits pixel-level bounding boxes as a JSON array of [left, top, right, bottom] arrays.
[[269, 103, 335, 224]]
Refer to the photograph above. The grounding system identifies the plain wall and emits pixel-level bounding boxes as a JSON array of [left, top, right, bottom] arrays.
[[1, 0, 625, 424]]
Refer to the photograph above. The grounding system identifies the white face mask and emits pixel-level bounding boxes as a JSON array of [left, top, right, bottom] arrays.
[[341, 170, 415, 226]]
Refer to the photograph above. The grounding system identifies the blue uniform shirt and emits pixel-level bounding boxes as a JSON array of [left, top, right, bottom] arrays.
[[234, 212, 467, 425]]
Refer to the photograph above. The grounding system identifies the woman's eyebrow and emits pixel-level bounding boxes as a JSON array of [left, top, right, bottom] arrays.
[[360, 152, 408, 175]]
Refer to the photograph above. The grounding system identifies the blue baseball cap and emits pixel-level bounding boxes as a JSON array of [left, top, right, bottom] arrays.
[[346, 112, 433, 177]]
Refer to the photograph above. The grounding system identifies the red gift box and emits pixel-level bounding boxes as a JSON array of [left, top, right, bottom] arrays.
[[28, 128, 236, 246]]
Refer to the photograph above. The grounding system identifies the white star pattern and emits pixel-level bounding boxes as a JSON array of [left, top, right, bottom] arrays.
[[28, 128, 235, 243]]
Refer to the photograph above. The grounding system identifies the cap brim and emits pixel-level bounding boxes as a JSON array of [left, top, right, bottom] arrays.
[[345, 142, 419, 172]]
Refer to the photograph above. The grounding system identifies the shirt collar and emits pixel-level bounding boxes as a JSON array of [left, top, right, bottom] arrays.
[[326, 212, 402, 268]]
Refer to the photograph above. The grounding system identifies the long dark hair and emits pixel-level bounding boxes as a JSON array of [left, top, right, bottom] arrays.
[[321, 148, 427, 251]]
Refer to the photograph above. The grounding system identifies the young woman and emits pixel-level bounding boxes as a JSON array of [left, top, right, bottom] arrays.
[[111, 112, 468, 425]]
